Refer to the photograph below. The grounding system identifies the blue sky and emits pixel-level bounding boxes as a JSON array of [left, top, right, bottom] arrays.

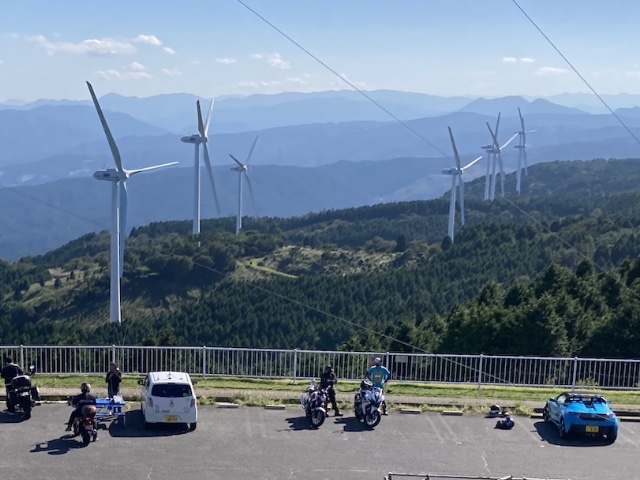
[[0, 0, 639, 101]]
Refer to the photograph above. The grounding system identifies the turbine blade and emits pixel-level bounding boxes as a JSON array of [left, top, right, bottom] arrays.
[[245, 136, 259, 164], [196, 100, 205, 138], [495, 112, 501, 138], [244, 172, 259, 215], [447, 126, 461, 169], [459, 175, 466, 226], [229, 154, 244, 167], [486, 122, 499, 149], [203, 100, 214, 137], [119, 180, 128, 278], [203, 143, 220, 214], [500, 132, 519, 150], [128, 162, 178, 175], [86, 81, 123, 173], [518, 107, 525, 133], [462, 155, 483, 170]]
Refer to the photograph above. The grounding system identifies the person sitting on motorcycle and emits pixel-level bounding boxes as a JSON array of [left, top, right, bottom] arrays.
[[1, 356, 24, 413], [365, 357, 391, 415], [319, 365, 343, 417], [65, 382, 97, 431]]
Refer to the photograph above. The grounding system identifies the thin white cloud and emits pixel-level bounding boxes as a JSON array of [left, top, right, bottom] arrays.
[[216, 58, 237, 64], [285, 76, 307, 85], [28, 34, 135, 56], [520, 57, 536, 63], [0, 58, 3, 65], [534, 66, 568, 75], [238, 81, 260, 88], [502, 57, 518, 63], [132, 34, 162, 46], [162, 47, 176, 55], [249, 53, 263, 60], [95, 63, 152, 80], [161, 67, 182, 77], [266, 53, 290, 69]]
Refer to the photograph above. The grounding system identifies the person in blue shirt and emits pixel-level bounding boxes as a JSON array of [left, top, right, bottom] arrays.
[[365, 357, 391, 415]]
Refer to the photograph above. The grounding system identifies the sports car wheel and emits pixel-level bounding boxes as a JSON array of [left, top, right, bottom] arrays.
[[558, 418, 568, 439], [542, 406, 550, 423]]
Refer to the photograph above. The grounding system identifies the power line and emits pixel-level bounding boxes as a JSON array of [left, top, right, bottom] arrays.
[[233, 0, 450, 159], [510, 0, 640, 147]]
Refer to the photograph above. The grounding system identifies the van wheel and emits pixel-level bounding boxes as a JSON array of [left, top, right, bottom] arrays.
[[143, 419, 150, 430], [189, 422, 197, 432]]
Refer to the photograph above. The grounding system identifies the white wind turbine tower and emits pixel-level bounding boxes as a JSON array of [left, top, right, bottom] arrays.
[[482, 113, 501, 201], [181, 100, 220, 234], [443, 126, 483, 242], [485, 117, 519, 201], [87, 81, 178, 323], [514, 107, 536, 195], [229, 136, 259, 235]]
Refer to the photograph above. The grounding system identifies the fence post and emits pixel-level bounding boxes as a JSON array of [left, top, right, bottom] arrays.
[[19, 345, 24, 368], [477, 354, 484, 390], [571, 357, 578, 391], [111, 344, 116, 364], [293, 349, 298, 383], [202, 346, 207, 377]]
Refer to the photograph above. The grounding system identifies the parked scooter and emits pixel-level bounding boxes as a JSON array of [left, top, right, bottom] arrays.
[[6, 365, 39, 420], [354, 380, 383, 428], [300, 380, 328, 428]]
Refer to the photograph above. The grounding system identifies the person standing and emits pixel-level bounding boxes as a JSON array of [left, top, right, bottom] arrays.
[[105, 362, 122, 398], [319, 365, 343, 417], [366, 357, 391, 415], [1, 356, 24, 413]]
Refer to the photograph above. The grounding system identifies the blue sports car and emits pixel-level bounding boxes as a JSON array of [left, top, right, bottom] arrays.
[[543, 391, 618, 443]]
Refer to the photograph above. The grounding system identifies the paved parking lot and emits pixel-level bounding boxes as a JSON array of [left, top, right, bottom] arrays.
[[1, 404, 637, 480]]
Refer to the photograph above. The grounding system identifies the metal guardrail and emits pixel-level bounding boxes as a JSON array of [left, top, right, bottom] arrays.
[[2, 345, 640, 390]]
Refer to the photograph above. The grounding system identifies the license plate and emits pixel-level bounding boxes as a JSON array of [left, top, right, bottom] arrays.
[[84, 424, 93, 430], [165, 415, 178, 422], [585, 425, 599, 433]]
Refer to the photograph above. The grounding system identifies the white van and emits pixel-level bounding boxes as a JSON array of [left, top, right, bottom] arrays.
[[138, 371, 198, 431]]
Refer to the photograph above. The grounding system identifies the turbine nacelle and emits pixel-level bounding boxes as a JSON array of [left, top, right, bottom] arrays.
[[231, 164, 248, 173], [181, 134, 203, 144], [442, 167, 460, 175], [93, 169, 127, 181]]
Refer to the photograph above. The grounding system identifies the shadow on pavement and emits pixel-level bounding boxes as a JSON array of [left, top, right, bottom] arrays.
[[108, 410, 190, 438], [30, 435, 86, 455], [0, 410, 27, 423], [533, 420, 612, 447], [335, 415, 369, 432], [284, 416, 313, 431]]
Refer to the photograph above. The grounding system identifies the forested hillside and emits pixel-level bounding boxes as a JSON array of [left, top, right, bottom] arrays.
[[2, 158, 640, 358]]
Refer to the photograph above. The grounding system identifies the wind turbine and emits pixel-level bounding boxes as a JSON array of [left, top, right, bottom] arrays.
[[485, 116, 518, 201], [443, 127, 482, 242], [87, 81, 178, 323], [229, 136, 259, 235], [481, 113, 501, 201], [514, 107, 536, 195], [181, 100, 220, 235]]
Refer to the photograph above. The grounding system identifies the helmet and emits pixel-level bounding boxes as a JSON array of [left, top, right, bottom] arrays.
[[373, 357, 381, 365], [81, 382, 91, 393], [489, 404, 500, 414], [325, 364, 333, 370]]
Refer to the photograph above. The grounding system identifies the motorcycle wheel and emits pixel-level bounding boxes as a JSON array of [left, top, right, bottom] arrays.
[[310, 409, 325, 429], [81, 431, 91, 446], [365, 410, 381, 428], [22, 401, 31, 420]]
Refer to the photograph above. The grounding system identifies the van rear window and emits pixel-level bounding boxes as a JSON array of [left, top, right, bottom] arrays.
[[151, 384, 192, 397]]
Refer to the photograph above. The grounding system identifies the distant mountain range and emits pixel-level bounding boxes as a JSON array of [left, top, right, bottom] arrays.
[[3, 88, 640, 259]]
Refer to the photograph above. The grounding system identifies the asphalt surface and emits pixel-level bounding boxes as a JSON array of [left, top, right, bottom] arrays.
[[1, 403, 639, 480]]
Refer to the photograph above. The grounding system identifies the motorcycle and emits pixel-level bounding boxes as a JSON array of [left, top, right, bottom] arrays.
[[70, 403, 99, 446], [7, 365, 39, 420], [300, 380, 328, 428], [354, 380, 383, 428]]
